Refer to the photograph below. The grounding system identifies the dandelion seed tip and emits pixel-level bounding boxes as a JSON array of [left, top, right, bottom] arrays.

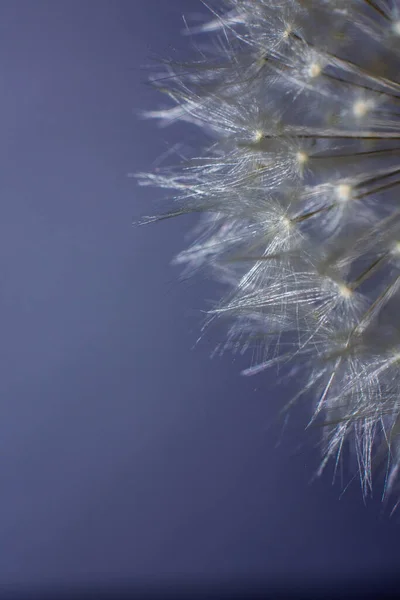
[[281, 215, 293, 230], [391, 241, 400, 255], [392, 21, 400, 36], [253, 129, 264, 143], [335, 183, 352, 203], [352, 100, 373, 119], [337, 283, 353, 299], [296, 151, 308, 165], [282, 26, 292, 40], [308, 62, 322, 78], [391, 351, 400, 363]]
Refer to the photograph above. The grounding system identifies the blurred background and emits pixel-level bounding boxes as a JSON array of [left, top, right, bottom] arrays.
[[0, 0, 399, 597]]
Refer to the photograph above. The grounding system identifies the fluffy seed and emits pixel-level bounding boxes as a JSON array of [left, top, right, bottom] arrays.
[[138, 0, 400, 508]]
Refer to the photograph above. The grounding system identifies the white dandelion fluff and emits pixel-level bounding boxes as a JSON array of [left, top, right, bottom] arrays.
[[138, 0, 400, 506]]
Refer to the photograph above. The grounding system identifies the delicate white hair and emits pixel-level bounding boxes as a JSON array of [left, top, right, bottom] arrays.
[[138, 0, 400, 509]]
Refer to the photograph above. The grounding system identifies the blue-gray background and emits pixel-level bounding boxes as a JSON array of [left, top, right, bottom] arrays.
[[0, 0, 399, 594]]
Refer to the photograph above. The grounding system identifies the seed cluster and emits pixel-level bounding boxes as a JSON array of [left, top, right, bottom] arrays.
[[139, 0, 400, 505]]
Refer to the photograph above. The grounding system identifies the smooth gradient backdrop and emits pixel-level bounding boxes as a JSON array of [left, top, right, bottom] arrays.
[[0, 1, 399, 596]]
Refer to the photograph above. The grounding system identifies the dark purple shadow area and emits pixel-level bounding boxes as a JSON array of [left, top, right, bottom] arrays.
[[0, 1, 399, 597]]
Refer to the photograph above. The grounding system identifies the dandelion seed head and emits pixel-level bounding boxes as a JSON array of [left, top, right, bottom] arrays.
[[140, 0, 400, 509]]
